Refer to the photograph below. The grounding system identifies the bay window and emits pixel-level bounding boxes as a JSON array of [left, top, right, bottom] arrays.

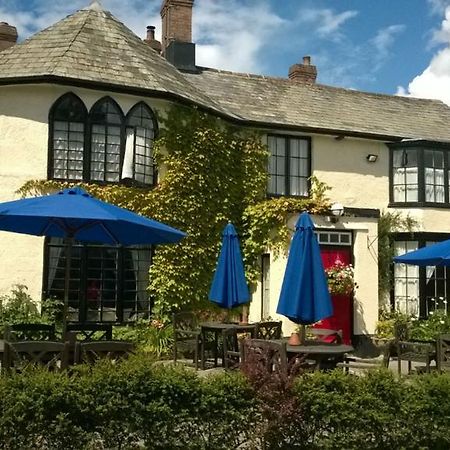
[[390, 141, 450, 206]]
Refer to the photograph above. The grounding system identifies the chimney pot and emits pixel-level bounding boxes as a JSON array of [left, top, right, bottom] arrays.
[[289, 55, 317, 83], [146, 25, 156, 40]]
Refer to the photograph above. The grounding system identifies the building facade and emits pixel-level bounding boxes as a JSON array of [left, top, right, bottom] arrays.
[[2, 0, 450, 342]]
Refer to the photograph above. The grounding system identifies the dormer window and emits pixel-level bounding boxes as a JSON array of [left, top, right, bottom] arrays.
[[49, 94, 157, 187]]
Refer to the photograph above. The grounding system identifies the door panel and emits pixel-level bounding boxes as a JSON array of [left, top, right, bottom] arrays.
[[315, 247, 353, 344]]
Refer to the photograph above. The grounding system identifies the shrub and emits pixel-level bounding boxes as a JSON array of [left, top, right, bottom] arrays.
[[2, 357, 450, 449], [112, 318, 174, 357]]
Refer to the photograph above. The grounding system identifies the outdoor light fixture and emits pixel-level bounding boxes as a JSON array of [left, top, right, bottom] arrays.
[[366, 154, 378, 162], [330, 202, 344, 217], [325, 202, 345, 224]]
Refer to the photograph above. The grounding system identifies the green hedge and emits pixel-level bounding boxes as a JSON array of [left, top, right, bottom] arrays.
[[1, 360, 450, 449]]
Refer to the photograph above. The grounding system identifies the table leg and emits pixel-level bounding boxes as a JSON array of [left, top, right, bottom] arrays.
[[214, 331, 218, 367]]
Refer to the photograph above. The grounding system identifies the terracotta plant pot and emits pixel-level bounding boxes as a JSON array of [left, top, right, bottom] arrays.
[[288, 332, 302, 346]]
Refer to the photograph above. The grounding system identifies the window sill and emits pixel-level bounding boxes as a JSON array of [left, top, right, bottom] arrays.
[[389, 202, 450, 209]]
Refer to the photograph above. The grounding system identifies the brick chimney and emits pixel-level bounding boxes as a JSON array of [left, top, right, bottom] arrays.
[[160, 0, 194, 54], [143, 25, 162, 54], [289, 56, 317, 83], [0, 22, 18, 51], [160, 0, 196, 72]]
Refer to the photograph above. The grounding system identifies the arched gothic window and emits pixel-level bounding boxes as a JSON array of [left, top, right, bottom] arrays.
[[49, 93, 87, 180], [49, 94, 157, 186], [89, 97, 123, 183], [124, 102, 156, 185]]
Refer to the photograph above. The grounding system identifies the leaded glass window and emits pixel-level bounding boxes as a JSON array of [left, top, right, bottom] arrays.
[[267, 135, 310, 196], [50, 93, 86, 180]]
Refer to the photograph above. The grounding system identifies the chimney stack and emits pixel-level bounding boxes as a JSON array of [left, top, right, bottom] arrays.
[[143, 25, 162, 54], [160, 0, 196, 72], [0, 22, 18, 51], [288, 56, 317, 83], [160, 0, 194, 54]]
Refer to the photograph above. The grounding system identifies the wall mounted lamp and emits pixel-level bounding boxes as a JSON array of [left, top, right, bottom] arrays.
[[325, 202, 344, 223], [366, 154, 378, 162]]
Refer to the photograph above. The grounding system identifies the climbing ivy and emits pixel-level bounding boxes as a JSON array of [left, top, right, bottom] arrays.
[[378, 211, 418, 308], [18, 105, 330, 319]]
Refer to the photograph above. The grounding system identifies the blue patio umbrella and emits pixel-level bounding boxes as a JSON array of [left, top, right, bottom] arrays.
[[0, 187, 186, 331], [276, 211, 333, 326], [209, 223, 250, 309], [394, 239, 450, 266]]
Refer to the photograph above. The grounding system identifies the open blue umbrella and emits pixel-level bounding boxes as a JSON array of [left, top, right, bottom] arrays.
[[394, 240, 450, 266], [209, 223, 250, 309], [276, 212, 333, 326], [0, 187, 186, 331]]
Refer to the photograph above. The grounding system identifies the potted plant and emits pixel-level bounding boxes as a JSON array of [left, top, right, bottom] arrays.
[[325, 261, 357, 296]]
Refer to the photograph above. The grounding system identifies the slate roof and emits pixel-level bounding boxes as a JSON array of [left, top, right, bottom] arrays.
[[1, 3, 450, 141], [184, 68, 450, 141], [0, 3, 231, 116]]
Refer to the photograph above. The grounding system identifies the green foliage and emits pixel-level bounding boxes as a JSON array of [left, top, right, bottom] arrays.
[[0, 356, 256, 449], [0, 285, 60, 335], [294, 369, 450, 449], [18, 106, 331, 318], [375, 309, 411, 339], [3, 359, 450, 448], [242, 176, 331, 283], [378, 211, 418, 306], [112, 319, 174, 357], [409, 309, 450, 341]]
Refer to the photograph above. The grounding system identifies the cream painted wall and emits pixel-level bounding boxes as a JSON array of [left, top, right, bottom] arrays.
[[248, 213, 379, 337], [248, 131, 450, 338], [0, 83, 172, 301], [1, 83, 449, 335]]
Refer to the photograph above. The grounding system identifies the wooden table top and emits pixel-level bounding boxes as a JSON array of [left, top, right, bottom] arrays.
[[200, 322, 256, 331], [278, 340, 354, 355]]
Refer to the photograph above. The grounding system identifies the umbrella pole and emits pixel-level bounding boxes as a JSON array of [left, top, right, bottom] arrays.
[[62, 236, 74, 339]]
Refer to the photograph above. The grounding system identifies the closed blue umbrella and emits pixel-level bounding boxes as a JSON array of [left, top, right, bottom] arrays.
[[276, 212, 333, 325], [0, 187, 186, 331], [394, 240, 450, 266], [209, 223, 250, 309]]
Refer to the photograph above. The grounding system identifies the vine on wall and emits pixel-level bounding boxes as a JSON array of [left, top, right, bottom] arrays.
[[19, 106, 330, 318], [377, 211, 418, 308]]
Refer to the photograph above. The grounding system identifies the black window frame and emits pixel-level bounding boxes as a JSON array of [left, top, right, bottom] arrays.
[[267, 134, 312, 197], [48, 93, 158, 188], [42, 238, 153, 324], [393, 232, 450, 318], [389, 140, 450, 208], [48, 92, 88, 182]]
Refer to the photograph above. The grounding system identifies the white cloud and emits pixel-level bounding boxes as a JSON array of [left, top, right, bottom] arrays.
[[0, 0, 159, 42], [399, 5, 450, 105], [428, 0, 450, 15], [194, 0, 285, 73], [370, 24, 405, 71], [299, 8, 358, 39]]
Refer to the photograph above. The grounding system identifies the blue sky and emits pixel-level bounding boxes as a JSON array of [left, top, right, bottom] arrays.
[[2, 0, 450, 103]]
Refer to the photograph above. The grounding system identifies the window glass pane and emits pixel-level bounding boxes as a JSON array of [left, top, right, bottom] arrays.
[[45, 239, 151, 323], [394, 240, 419, 315], [51, 94, 86, 180], [124, 104, 156, 185], [90, 100, 123, 182], [267, 136, 309, 196]]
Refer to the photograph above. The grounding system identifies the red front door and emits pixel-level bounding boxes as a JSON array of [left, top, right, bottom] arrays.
[[315, 247, 353, 344]]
